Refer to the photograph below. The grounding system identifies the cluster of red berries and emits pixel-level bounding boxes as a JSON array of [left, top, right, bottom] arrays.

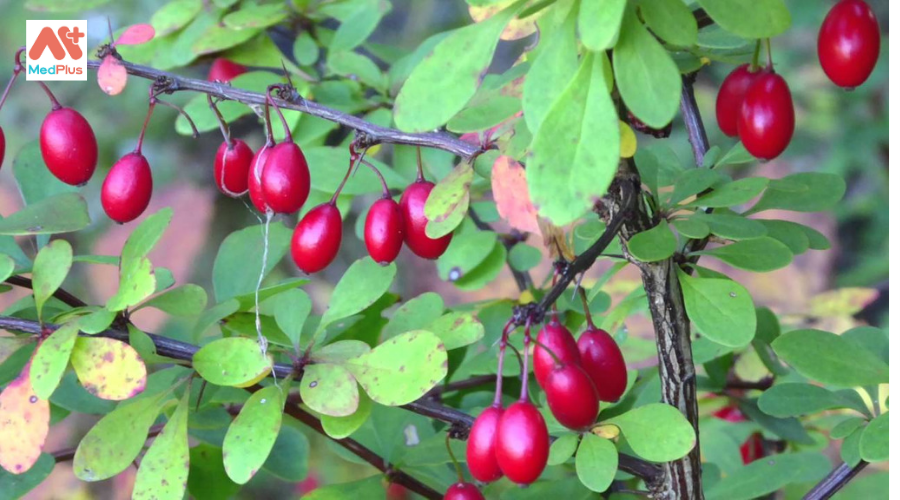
[[716, 0, 879, 160], [466, 309, 627, 487]]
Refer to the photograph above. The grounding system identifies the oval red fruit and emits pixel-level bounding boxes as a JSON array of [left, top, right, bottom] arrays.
[[577, 327, 628, 403], [0, 126, 5, 169], [101, 153, 152, 223], [399, 181, 452, 259], [532, 319, 581, 388], [544, 363, 600, 430], [443, 482, 484, 500], [261, 142, 310, 214], [465, 405, 503, 483], [214, 139, 254, 197], [365, 197, 405, 265], [40, 107, 98, 185], [738, 71, 795, 160], [495, 401, 549, 485], [248, 143, 273, 213], [208, 58, 247, 83], [818, 0, 880, 89], [291, 203, 342, 274], [716, 64, 762, 137]]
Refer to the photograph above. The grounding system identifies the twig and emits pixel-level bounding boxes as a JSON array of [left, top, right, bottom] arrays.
[[802, 461, 869, 500]]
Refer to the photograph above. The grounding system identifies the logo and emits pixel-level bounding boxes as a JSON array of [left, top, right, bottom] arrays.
[[25, 20, 87, 81]]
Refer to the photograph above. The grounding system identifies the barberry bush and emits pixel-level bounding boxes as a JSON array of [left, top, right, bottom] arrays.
[[0, 0, 888, 499]]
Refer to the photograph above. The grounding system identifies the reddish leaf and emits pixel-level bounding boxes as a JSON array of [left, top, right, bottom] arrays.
[[0, 363, 50, 474], [97, 55, 127, 96], [492, 155, 540, 234], [70, 337, 147, 401], [115, 24, 155, 46]]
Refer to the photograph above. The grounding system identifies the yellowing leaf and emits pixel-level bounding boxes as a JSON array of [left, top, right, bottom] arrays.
[[30, 322, 79, 400], [619, 121, 637, 158], [132, 390, 189, 500], [469, 0, 541, 40], [223, 385, 284, 484], [70, 337, 147, 401], [492, 156, 540, 234], [538, 218, 575, 261], [809, 288, 879, 318], [0, 364, 50, 474], [32, 239, 73, 322], [300, 363, 359, 417], [424, 163, 474, 239], [193, 337, 272, 387]]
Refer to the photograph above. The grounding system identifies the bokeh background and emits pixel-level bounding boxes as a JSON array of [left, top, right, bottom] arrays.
[[0, 0, 889, 498]]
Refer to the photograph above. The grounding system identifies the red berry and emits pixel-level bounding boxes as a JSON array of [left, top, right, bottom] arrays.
[[737, 70, 795, 160], [713, 406, 745, 423], [248, 143, 273, 213], [495, 401, 549, 485], [208, 58, 247, 82], [291, 203, 342, 274], [0, 125, 5, 169], [465, 405, 503, 483], [544, 363, 600, 430], [261, 142, 310, 214], [364, 197, 405, 265], [101, 153, 152, 223], [399, 180, 452, 259], [443, 482, 484, 500], [39, 107, 98, 186], [741, 433, 764, 464], [818, 0, 880, 89], [214, 139, 253, 197], [577, 327, 627, 403], [532, 319, 581, 388], [386, 483, 408, 500], [716, 64, 763, 137]]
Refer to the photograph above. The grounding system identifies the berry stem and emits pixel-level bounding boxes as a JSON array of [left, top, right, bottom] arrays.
[[550, 268, 560, 315], [750, 40, 762, 71], [155, 99, 199, 138], [0, 47, 25, 114], [415, 147, 425, 182], [135, 100, 156, 154], [532, 338, 564, 368], [207, 94, 232, 149], [764, 38, 774, 70], [36, 81, 61, 110], [577, 286, 595, 329], [520, 320, 532, 402], [330, 152, 361, 205], [263, 96, 275, 144], [493, 319, 515, 407], [445, 433, 464, 482], [359, 158, 391, 199], [266, 86, 293, 142]]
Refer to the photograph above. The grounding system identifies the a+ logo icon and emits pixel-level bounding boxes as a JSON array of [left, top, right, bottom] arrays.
[[66, 27, 85, 44]]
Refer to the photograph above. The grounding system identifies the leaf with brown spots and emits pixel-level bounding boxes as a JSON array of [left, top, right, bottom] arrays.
[[30, 322, 79, 399], [0, 364, 50, 474], [70, 337, 147, 401], [426, 312, 484, 350], [342, 331, 447, 406], [31, 239, 73, 322], [321, 391, 372, 439], [492, 156, 541, 234], [223, 384, 284, 484], [193, 337, 273, 388], [424, 162, 474, 239], [73, 391, 167, 481], [300, 363, 359, 417], [132, 389, 189, 500], [310, 340, 371, 364]]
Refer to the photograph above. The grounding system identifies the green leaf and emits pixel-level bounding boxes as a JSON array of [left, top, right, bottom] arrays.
[[627, 221, 676, 262], [738, 398, 814, 444], [579, 0, 626, 51], [575, 434, 617, 492], [73, 392, 166, 481], [684, 177, 769, 208], [121, 208, 172, 264], [12, 141, 78, 247], [393, 2, 521, 132], [24, 0, 111, 11], [30, 322, 78, 400], [382, 292, 445, 339], [0, 194, 89, 236], [452, 241, 507, 290], [747, 173, 846, 215], [639, 0, 697, 46], [300, 363, 359, 417], [692, 237, 793, 272], [138, 284, 208, 316], [606, 403, 695, 462], [758, 383, 860, 418], [548, 432, 579, 465], [833, 472, 888, 500], [771, 329, 889, 387], [105, 256, 156, 312], [841, 426, 863, 466], [715, 141, 755, 167], [678, 270, 755, 348], [193, 338, 272, 387], [222, 3, 286, 29], [613, 6, 681, 128], [698, 213, 767, 241], [272, 289, 312, 352], [696, 0, 791, 40], [669, 168, 727, 206], [757, 220, 810, 255], [672, 218, 710, 239], [343, 331, 447, 406], [528, 52, 619, 225], [31, 240, 72, 321], [0, 453, 54, 500], [132, 391, 190, 500], [706, 452, 831, 500], [427, 312, 484, 350], [262, 422, 310, 481], [151, 0, 202, 36], [424, 164, 474, 239], [213, 223, 292, 302], [192, 25, 260, 55], [311, 341, 372, 364], [192, 299, 239, 340], [321, 392, 372, 439], [317, 258, 396, 337], [328, 51, 386, 92], [223, 385, 284, 484], [508, 243, 542, 271], [447, 95, 521, 133], [436, 223, 496, 282], [524, 2, 578, 132], [188, 444, 240, 500], [330, 0, 390, 52]]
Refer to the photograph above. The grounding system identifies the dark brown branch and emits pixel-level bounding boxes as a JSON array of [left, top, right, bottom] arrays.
[[5, 276, 87, 309], [426, 374, 495, 397], [85, 60, 479, 161], [680, 73, 710, 169], [802, 461, 869, 500]]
